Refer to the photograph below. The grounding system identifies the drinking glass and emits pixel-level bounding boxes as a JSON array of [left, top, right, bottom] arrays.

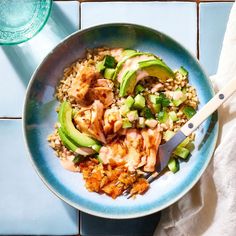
[[0, 0, 52, 45]]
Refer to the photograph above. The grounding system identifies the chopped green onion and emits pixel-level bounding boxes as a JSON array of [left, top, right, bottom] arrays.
[[183, 106, 196, 119], [141, 107, 154, 119], [104, 55, 117, 68], [156, 93, 170, 107], [162, 97, 170, 107]]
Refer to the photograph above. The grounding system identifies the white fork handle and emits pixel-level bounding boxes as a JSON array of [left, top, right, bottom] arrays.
[[181, 78, 236, 137]]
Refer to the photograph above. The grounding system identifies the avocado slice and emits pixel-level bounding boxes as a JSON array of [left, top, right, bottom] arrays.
[[112, 51, 140, 80], [119, 70, 137, 97], [118, 57, 174, 97], [113, 51, 156, 81], [139, 59, 174, 81], [58, 127, 78, 152], [58, 101, 99, 148]]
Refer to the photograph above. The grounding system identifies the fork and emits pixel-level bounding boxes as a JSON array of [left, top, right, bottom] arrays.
[[126, 78, 236, 198]]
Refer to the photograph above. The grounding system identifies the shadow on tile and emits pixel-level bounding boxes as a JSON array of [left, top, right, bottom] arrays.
[[1, 3, 76, 88], [80, 211, 161, 236], [60, 201, 80, 234]]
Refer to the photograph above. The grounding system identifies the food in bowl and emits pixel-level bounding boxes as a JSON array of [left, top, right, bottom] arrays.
[[48, 48, 199, 199]]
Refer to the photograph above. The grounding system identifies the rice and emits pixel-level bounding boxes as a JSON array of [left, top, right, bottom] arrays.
[[48, 48, 199, 199]]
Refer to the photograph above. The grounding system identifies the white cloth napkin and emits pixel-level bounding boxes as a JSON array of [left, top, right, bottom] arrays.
[[154, 2, 236, 236]]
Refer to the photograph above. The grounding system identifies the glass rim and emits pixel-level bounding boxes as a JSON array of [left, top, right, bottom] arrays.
[[0, 0, 53, 46]]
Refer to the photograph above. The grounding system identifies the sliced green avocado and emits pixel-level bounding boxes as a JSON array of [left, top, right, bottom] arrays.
[[139, 59, 174, 81], [112, 51, 156, 80], [112, 52, 140, 80], [58, 101, 99, 148], [122, 49, 137, 57], [58, 127, 78, 152], [119, 70, 137, 96], [119, 58, 174, 97]]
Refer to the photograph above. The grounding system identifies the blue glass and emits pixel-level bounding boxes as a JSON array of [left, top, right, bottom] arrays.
[[0, 0, 52, 45]]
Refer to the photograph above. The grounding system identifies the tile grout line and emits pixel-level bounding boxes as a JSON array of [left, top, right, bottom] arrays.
[[79, 1, 82, 30], [0, 117, 22, 120]]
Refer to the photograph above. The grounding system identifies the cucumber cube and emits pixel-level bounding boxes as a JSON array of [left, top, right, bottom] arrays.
[[124, 96, 135, 108], [168, 158, 179, 173], [122, 118, 132, 128], [158, 110, 168, 123], [104, 68, 115, 80], [120, 105, 130, 116], [173, 146, 190, 159], [169, 111, 178, 121], [133, 94, 146, 110]]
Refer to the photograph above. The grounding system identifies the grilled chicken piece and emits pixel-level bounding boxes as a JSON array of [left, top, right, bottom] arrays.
[[99, 140, 127, 164], [124, 129, 144, 172], [103, 107, 123, 135], [74, 100, 106, 143], [93, 79, 113, 88], [141, 128, 162, 172], [68, 66, 99, 103], [87, 87, 114, 108]]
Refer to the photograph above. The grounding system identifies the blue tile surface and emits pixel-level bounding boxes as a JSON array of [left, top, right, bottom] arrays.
[[81, 1, 197, 55], [0, 120, 78, 235], [199, 2, 233, 76], [80, 2, 196, 236], [0, 1, 79, 117]]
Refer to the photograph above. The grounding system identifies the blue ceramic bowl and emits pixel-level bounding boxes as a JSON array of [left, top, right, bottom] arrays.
[[23, 23, 218, 219]]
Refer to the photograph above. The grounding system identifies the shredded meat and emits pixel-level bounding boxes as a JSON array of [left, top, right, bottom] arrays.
[[68, 66, 99, 103], [74, 100, 106, 143], [141, 128, 162, 172]]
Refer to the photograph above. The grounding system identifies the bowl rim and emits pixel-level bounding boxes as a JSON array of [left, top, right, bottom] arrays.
[[22, 23, 219, 219]]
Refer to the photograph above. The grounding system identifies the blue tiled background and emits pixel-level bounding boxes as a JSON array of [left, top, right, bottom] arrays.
[[0, 1, 233, 235]]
